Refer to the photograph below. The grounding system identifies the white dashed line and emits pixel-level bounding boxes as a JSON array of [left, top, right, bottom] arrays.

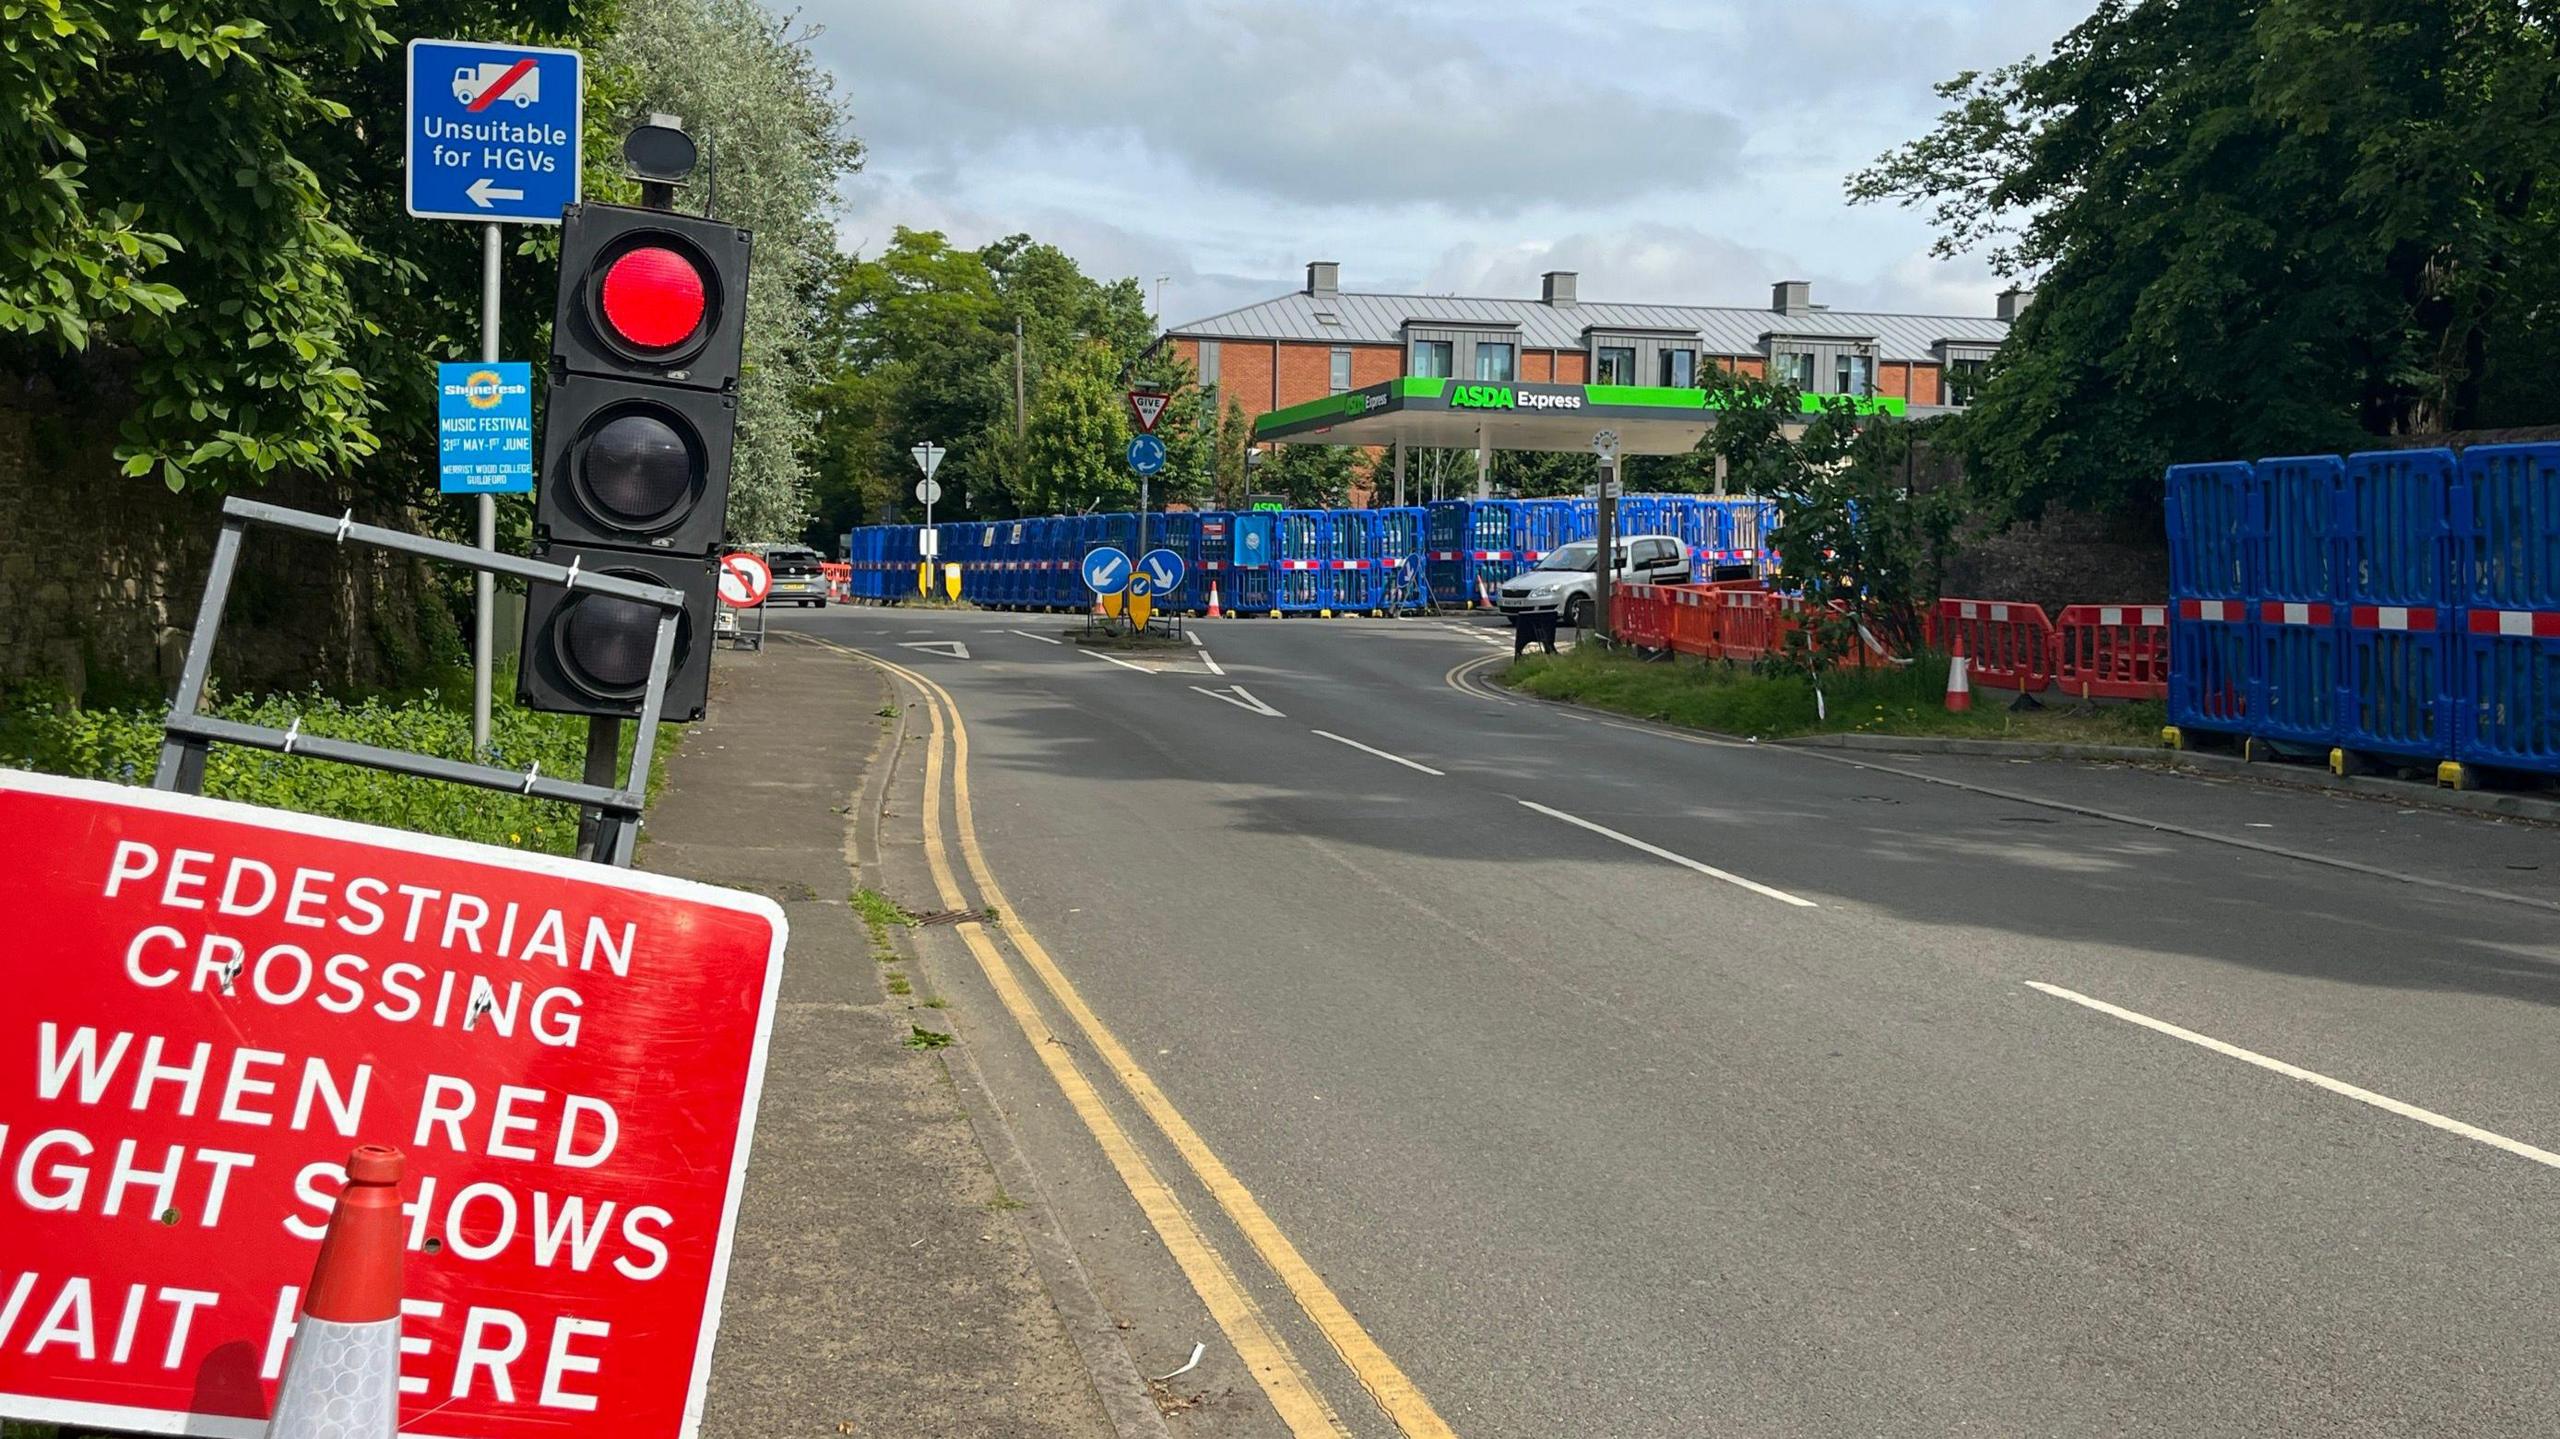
[[2026, 981, 2560, 1172], [1310, 731, 1444, 776], [1516, 800, 1816, 907]]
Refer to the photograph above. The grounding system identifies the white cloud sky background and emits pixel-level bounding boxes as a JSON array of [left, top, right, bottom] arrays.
[[802, 0, 2087, 327]]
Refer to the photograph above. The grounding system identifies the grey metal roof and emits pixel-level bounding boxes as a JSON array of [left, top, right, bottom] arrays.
[[1169, 288, 2010, 363]]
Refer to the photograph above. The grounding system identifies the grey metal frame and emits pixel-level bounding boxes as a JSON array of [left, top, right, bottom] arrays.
[[152, 497, 686, 868]]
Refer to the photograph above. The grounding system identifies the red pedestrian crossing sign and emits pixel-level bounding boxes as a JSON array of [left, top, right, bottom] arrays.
[[1126, 390, 1171, 434]]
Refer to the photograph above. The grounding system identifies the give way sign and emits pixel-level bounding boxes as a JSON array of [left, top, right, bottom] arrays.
[[0, 769, 786, 1439]]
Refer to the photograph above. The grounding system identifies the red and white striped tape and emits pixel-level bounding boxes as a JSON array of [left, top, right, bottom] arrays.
[[2257, 601, 2335, 626], [2467, 608, 2560, 637], [2348, 606, 2439, 631], [2177, 598, 2244, 622]]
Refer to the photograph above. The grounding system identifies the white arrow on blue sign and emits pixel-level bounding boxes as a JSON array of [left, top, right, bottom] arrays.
[[1081, 547, 1131, 595], [406, 39, 583, 225], [1139, 548, 1186, 594], [1126, 433, 1167, 477]]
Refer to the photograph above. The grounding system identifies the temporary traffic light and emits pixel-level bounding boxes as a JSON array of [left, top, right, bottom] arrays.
[[517, 548, 717, 720], [522, 193, 753, 723]]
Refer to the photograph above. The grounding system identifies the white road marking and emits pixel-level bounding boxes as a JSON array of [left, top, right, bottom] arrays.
[[900, 640, 971, 659], [1311, 730, 1444, 776], [1516, 800, 1816, 908], [2025, 981, 2560, 1171], [1199, 649, 1226, 676], [1190, 684, 1283, 717], [1185, 632, 1202, 646], [1081, 648, 1157, 674], [1010, 629, 1064, 645]]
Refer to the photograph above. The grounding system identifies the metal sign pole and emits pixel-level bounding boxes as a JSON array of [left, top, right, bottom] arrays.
[[473, 222, 500, 755]]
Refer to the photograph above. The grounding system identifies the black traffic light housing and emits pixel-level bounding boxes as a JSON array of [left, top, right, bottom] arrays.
[[518, 547, 717, 722], [522, 189, 752, 723], [549, 203, 752, 391], [536, 372, 737, 554]]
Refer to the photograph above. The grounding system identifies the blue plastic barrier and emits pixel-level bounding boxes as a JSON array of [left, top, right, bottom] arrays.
[[2167, 462, 2253, 599], [2451, 443, 2560, 773], [2254, 455, 2341, 603], [2251, 597, 2339, 747], [2462, 442, 2560, 611], [2170, 599, 2252, 734], [1330, 510, 1384, 611], [2339, 449, 2456, 761], [1275, 510, 1332, 612]]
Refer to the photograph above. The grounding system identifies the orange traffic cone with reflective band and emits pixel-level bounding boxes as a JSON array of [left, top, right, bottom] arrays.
[[1476, 574, 1493, 610], [1945, 635, 1973, 713], [267, 1146, 405, 1438], [1206, 580, 1222, 618]]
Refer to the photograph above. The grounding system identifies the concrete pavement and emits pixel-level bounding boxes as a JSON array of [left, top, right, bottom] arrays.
[[640, 644, 1142, 1439], [778, 604, 2560, 1437]]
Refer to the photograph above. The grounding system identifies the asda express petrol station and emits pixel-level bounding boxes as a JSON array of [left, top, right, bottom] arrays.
[[1252, 375, 1911, 498]]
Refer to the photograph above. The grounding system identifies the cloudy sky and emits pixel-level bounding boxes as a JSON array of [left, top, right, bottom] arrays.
[[804, 0, 2088, 328]]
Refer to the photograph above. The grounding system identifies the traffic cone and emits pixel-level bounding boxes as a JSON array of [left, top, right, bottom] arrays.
[[267, 1145, 405, 1438], [1475, 574, 1493, 610], [1206, 581, 1222, 618], [1944, 635, 1973, 713]]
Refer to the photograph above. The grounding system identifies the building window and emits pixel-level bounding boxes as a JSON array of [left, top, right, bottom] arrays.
[[1411, 339, 1453, 378], [1329, 347, 1352, 395], [1595, 346, 1635, 385], [1945, 357, 1988, 407], [1774, 351, 1816, 391], [1660, 349, 1696, 387], [1835, 353, 1872, 397], [1198, 340, 1220, 387], [1475, 342, 1515, 382]]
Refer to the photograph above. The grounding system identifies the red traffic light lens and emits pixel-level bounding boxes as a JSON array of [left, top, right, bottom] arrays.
[[599, 246, 707, 350]]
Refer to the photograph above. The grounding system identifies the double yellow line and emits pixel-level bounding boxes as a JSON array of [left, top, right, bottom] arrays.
[[809, 637, 1457, 1439]]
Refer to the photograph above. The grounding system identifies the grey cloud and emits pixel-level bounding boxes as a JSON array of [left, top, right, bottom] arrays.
[[805, 0, 1743, 211]]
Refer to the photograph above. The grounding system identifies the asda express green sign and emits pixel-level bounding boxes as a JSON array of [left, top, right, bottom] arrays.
[[1446, 381, 1905, 417]]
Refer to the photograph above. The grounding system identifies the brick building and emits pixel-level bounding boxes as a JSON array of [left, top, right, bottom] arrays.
[[1166, 261, 2022, 435]]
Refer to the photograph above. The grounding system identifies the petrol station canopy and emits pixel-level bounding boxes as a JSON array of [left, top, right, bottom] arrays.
[[1251, 377, 1911, 455]]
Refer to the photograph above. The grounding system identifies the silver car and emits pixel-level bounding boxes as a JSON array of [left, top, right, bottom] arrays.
[[1495, 535, 1690, 628], [764, 546, 829, 607]]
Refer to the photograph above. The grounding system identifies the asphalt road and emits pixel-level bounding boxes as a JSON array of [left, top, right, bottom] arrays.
[[787, 603, 2560, 1438]]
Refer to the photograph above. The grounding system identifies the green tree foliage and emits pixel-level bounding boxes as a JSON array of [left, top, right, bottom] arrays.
[[596, 0, 862, 540], [803, 227, 1167, 541], [1850, 0, 2560, 521], [1021, 341, 1130, 513], [1704, 373, 1953, 665], [1259, 442, 1357, 508], [1, 0, 405, 491]]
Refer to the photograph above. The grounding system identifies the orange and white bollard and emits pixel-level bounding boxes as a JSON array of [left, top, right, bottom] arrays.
[[1206, 580, 1222, 618], [1944, 635, 1973, 713], [267, 1145, 405, 1438]]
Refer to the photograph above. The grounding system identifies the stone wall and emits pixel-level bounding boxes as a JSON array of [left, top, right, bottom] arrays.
[[0, 403, 454, 704], [1941, 509, 2169, 612]]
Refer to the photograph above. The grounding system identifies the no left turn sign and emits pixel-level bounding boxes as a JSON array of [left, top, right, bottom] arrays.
[[718, 551, 772, 608]]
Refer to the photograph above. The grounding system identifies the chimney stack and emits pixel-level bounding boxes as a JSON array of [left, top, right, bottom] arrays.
[[1772, 280, 1811, 316], [1305, 261, 1340, 297], [1997, 285, 2034, 322], [1541, 270, 1578, 307]]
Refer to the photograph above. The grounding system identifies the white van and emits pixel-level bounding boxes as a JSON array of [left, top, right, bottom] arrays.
[[1494, 535, 1690, 628]]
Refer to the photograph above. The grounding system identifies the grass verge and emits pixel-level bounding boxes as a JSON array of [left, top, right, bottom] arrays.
[[0, 665, 678, 857], [1502, 645, 2167, 745]]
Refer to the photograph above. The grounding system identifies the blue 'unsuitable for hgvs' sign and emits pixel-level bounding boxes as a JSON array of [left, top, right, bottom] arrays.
[[406, 39, 583, 224], [438, 362, 534, 494]]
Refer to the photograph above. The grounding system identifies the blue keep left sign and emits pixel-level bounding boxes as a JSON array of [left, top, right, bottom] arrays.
[[438, 361, 534, 494], [406, 39, 583, 224]]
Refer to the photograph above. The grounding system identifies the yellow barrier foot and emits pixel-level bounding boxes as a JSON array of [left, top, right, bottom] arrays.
[[2437, 761, 2469, 790], [2160, 725, 2184, 750]]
